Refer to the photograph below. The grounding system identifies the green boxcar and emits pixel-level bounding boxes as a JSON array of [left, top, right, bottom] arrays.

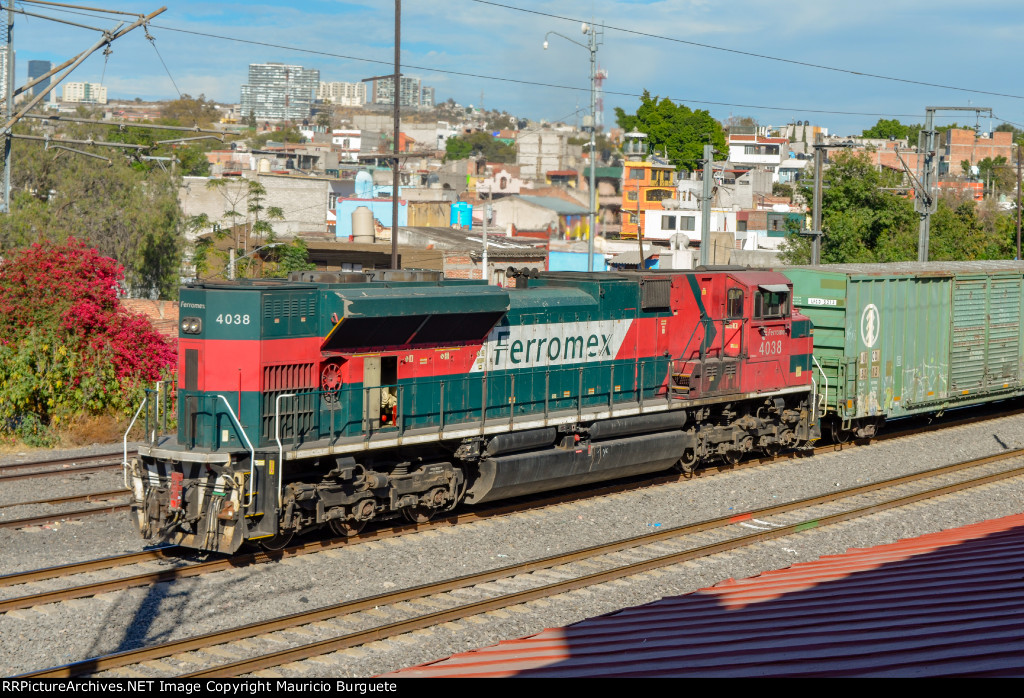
[[780, 262, 1024, 433]]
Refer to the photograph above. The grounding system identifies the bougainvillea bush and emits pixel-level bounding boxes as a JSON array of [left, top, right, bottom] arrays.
[[0, 238, 176, 445]]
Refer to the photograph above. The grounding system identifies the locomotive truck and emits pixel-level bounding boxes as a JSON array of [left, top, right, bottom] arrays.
[[128, 267, 820, 553]]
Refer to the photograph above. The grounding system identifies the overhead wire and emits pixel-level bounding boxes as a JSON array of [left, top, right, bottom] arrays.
[[15, 3, 1024, 126], [467, 0, 1024, 101]]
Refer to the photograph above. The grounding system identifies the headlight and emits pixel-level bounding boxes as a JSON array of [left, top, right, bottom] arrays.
[[181, 317, 202, 334]]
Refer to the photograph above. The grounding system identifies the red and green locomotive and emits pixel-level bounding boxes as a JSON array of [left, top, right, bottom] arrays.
[[129, 267, 820, 553]]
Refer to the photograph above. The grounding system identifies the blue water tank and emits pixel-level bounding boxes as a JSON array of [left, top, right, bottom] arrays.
[[450, 202, 473, 229]]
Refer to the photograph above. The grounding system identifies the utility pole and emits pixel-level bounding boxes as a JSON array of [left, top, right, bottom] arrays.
[[636, 182, 644, 269], [699, 143, 713, 268], [1, 1, 12, 214], [586, 22, 598, 272], [391, 0, 401, 270], [544, 23, 601, 271], [1017, 143, 1021, 260], [811, 134, 824, 265], [917, 106, 992, 262], [481, 190, 489, 282], [809, 138, 859, 265]]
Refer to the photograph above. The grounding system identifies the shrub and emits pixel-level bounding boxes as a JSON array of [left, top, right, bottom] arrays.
[[0, 238, 176, 443]]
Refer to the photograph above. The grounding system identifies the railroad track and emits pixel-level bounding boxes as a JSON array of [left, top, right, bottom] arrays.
[[2, 405, 1019, 531], [0, 451, 133, 481], [3, 404, 1020, 602], [18, 445, 1024, 678]]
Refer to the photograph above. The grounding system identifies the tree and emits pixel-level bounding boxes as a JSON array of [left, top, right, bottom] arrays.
[[159, 93, 220, 128], [443, 132, 516, 163], [614, 91, 726, 171], [0, 132, 185, 299], [264, 238, 316, 278], [249, 127, 305, 149], [0, 239, 175, 444], [246, 180, 285, 246], [779, 151, 916, 264], [780, 151, 1017, 265]]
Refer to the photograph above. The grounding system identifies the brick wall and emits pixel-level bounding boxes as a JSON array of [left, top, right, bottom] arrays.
[[942, 129, 1013, 176], [121, 299, 179, 340]]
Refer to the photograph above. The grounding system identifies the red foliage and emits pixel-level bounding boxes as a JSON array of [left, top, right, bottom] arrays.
[[0, 238, 175, 382]]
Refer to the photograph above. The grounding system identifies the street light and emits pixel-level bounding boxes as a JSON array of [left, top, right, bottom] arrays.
[[544, 22, 601, 272], [228, 242, 283, 280]]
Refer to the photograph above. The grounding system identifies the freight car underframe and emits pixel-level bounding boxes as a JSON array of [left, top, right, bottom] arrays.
[[131, 383, 819, 554]]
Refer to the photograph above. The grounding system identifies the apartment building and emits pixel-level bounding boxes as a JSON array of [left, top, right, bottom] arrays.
[[241, 63, 319, 121]]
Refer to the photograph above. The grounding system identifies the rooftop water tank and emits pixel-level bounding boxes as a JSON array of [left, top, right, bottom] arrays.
[[352, 206, 374, 243]]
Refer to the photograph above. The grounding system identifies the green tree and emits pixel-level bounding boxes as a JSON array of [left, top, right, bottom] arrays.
[[159, 93, 220, 128], [443, 132, 516, 163], [264, 238, 316, 278], [614, 91, 726, 171], [779, 151, 916, 264], [249, 127, 305, 149], [0, 134, 184, 298]]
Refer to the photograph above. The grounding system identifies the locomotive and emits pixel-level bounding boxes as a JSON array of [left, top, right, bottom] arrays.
[[128, 267, 820, 553]]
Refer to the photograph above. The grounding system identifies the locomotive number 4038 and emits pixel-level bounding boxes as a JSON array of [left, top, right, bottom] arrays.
[[216, 314, 251, 325], [759, 339, 783, 355]]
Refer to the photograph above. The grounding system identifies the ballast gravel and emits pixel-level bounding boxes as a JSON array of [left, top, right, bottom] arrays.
[[1, 419, 1023, 677]]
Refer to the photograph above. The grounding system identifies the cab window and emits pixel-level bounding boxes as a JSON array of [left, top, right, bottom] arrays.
[[727, 289, 744, 318], [754, 290, 789, 319]]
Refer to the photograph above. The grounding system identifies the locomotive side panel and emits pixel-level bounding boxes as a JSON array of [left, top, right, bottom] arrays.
[[134, 271, 820, 554]]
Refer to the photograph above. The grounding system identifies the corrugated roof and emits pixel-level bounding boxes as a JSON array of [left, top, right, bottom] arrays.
[[388, 512, 1024, 677], [783, 261, 1024, 276], [608, 247, 658, 266], [519, 195, 590, 216]]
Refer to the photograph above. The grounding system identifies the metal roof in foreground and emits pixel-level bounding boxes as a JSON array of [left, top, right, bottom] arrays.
[[387, 513, 1024, 677]]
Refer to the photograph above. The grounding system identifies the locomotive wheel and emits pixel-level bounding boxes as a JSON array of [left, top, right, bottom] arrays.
[[258, 530, 294, 551], [329, 518, 365, 537], [403, 506, 434, 524], [761, 443, 782, 459], [721, 450, 742, 466], [676, 448, 699, 474]]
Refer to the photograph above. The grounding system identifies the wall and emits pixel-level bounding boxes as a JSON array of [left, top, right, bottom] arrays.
[[548, 250, 608, 272], [443, 253, 548, 284], [121, 299, 179, 341], [491, 197, 558, 233], [180, 174, 330, 239], [336, 199, 409, 237]]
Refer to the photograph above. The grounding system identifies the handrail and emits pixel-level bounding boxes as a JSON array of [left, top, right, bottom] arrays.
[[275, 393, 297, 508], [122, 394, 148, 489], [812, 354, 827, 421], [215, 394, 256, 507]]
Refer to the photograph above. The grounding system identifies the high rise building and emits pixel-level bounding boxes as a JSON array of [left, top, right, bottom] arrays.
[[0, 47, 13, 110], [27, 60, 51, 99], [241, 63, 319, 121], [369, 75, 425, 108], [317, 81, 366, 107], [62, 81, 106, 104], [420, 86, 435, 108]]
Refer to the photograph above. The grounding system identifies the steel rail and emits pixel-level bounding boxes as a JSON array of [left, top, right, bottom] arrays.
[[0, 452, 132, 475], [23, 449, 1024, 678], [3, 405, 1019, 598], [181, 461, 1024, 678], [0, 547, 180, 587], [0, 489, 129, 511], [0, 502, 131, 530]]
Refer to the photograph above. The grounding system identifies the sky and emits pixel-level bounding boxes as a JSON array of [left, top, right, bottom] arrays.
[[12, 0, 1024, 137]]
